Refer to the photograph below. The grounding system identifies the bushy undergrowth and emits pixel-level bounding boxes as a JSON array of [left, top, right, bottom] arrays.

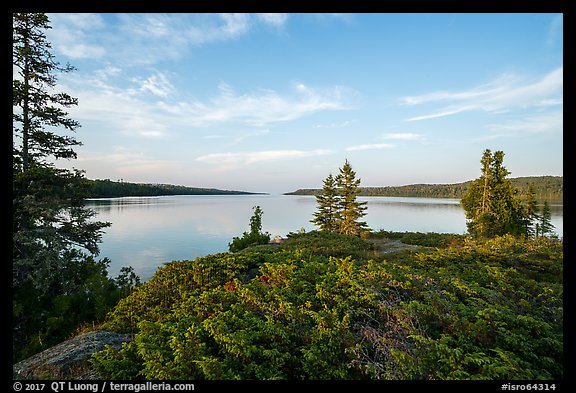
[[92, 232, 562, 380], [371, 230, 467, 248], [228, 232, 271, 253], [284, 230, 377, 259]]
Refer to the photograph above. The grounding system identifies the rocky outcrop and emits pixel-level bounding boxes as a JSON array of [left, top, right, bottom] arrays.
[[13, 330, 133, 380]]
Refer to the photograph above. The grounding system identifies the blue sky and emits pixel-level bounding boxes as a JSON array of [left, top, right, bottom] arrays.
[[45, 13, 563, 193]]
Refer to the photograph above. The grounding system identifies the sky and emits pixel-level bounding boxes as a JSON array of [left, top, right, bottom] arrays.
[[43, 13, 563, 194]]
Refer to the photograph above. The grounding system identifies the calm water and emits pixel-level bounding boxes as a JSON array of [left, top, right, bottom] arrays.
[[85, 195, 563, 282]]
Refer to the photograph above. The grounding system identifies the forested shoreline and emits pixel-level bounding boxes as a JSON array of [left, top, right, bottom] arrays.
[[86, 176, 562, 200], [86, 179, 261, 198], [286, 175, 563, 201]]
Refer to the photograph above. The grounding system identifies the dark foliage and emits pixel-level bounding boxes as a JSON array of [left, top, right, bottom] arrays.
[[287, 176, 562, 201], [86, 179, 258, 198]]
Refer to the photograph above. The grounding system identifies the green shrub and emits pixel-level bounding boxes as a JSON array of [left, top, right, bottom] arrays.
[[228, 206, 271, 252], [93, 232, 562, 380], [229, 232, 271, 252]]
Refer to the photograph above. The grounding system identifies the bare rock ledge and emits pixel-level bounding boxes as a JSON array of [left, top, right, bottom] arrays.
[[13, 330, 133, 380]]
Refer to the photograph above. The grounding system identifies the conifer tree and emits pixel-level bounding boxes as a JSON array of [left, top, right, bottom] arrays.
[[310, 173, 341, 232], [538, 201, 555, 238], [249, 205, 266, 237], [13, 13, 113, 360], [229, 206, 271, 252], [524, 182, 540, 237], [461, 149, 526, 238], [311, 160, 369, 235], [336, 159, 368, 235], [479, 149, 492, 215]]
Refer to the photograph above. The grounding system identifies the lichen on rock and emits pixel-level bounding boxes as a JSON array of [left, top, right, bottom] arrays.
[[13, 330, 133, 380]]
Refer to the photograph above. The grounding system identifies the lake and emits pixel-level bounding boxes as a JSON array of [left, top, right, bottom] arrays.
[[85, 194, 563, 282]]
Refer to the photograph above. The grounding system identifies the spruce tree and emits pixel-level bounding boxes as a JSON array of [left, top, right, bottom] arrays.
[[13, 13, 113, 360], [336, 159, 368, 235], [249, 205, 265, 236], [461, 149, 496, 237], [538, 201, 555, 238], [310, 173, 341, 232], [489, 150, 526, 236], [461, 149, 527, 238], [229, 206, 271, 252], [524, 183, 540, 237]]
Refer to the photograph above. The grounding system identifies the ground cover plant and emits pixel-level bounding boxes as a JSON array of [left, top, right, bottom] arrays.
[[92, 231, 562, 380]]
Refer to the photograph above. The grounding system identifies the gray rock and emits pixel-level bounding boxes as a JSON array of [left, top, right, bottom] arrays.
[[13, 330, 133, 380]]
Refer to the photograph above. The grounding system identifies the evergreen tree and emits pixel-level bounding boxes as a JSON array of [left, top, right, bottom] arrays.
[[538, 201, 555, 238], [310, 174, 341, 232], [13, 13, 113, 361], [249, 205, 266, 236], [523, 183, 540, 237], [229, 206, 271, 252], [461, 149, 496, 237], [336, 160, 368, 235], [489, 151, 526, 236], [461, 149, 526, 238]]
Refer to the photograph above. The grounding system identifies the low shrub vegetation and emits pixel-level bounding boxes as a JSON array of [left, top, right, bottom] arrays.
[[92, 231, 563, 380]]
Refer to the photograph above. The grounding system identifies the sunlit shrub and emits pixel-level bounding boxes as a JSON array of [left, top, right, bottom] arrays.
[[93, 232, 562, 380]]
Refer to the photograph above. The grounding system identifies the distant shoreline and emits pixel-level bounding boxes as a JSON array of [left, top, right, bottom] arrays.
[[86, 179, 266, 198], [84, 176, 562, 200], [284, 175, 563, 201]]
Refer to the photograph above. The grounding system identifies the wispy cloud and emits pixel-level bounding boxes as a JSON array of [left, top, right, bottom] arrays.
[[203, 129, 272, 146], [402, 67, 563, 121], [181, 13, 254, 44], [74, 146, 184, 178], [547, 14, 563, 47], [256, 13, 289, 28], [132, 72, 175, 98], [49, 13, 355, 132], [346, 132, 426, 151], [63, 72, 171, 139], [47, 13, 107, 59], [48, 13, 290, 65], [382, 132, 425, 141], [62, 64, 353, 142], [315, 120, 355, 128], [346, 143, 395, 152], [196, 149, 333, 166], [486, 111, 563, 138], [160, 82, 354, 127]]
